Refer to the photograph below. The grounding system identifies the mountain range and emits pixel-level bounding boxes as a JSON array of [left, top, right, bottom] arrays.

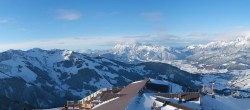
[[0, 36, 250, 109], [0, 48, 200, 109], [84, 36, 250, 73]]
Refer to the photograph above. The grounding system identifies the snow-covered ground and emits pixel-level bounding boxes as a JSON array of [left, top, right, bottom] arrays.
[[99, 79, 250, 109], [126, 93, 182, 110], [156, 96, 201, 110], [201, 95, 250, 110], [127, 93, 201, 110], [126, 94, 250, 110]]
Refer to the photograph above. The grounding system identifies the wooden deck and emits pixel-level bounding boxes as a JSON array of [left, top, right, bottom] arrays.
[[100, 93, 125, 102]]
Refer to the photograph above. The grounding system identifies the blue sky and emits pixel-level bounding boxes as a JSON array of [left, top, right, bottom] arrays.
[[1, 0, 250, 51]]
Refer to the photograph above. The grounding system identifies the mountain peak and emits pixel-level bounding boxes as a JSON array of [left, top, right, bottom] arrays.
[[108, 41, 178, 62], [185, 36, 250, 50]]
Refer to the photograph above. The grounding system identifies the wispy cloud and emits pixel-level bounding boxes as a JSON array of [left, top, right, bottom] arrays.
[[118, 34, 191, 46], [0, 34, 211, 52], [141, 12, 163, 21], [2, 29, 250, 52], [210, 31, 250, 41], [180, 29, 250, 45], [200, 26, 250, 41], [0, 18, 9, 24], [188, 33, 209, 37], [18, 28, 30, 33], [0, 36, 129, 51], [56, 9, 82, 21], [95, 12, 119, 17], [0, 34, 178, 51]]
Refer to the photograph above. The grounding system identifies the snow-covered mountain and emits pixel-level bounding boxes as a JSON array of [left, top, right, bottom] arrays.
[[95, 42, 182, 63], [91, 36, 250, 73], [184, 36, 250, 71], [1, 37, 250, 109], [0, 48, 200, 109]]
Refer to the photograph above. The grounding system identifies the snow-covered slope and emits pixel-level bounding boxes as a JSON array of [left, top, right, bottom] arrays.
[[0, 49, 199, 109], [201, 95, 250, 110]]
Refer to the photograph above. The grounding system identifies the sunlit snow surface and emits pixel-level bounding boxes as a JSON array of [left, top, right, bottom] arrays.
[[201, 95, 250, 110]]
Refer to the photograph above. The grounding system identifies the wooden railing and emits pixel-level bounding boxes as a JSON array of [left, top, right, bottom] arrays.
[[62, 88, 122, 110], [60, 101, 94, 110]]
